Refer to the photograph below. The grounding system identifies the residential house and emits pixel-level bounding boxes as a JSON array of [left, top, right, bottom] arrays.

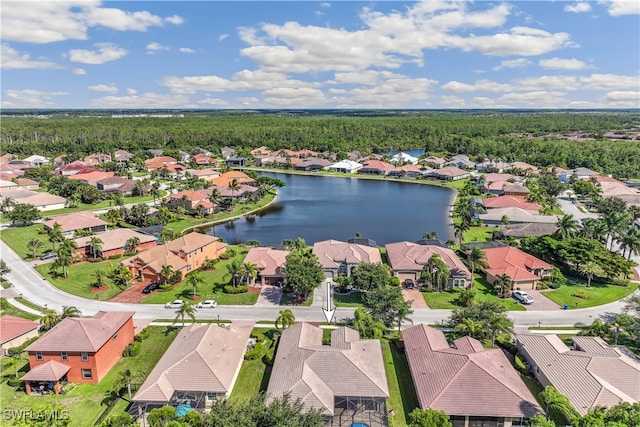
[[56, 161, 98, 176], [166, 190, 216, 215], [131, 322, 254, 414], [68, 170, 116, 186], [447, 154, 476, 169], [0, 180, 17, 190], [495, 223, 559, 239], [1, 316, 40, 356], [144, 156, 177, 171], [43, 212, 108, 237], [14, 178, 40, 190], [192, 153, 217, 166], [96, 176, 137, 196], [0, 189, 67, 212], [385, 241, 472, 288], [508, 161, 539, 175], [358, 160, 395, 176], [23, 155, 51, 167], [312, 239, 382, 277], [267, 323, 389, 425], [209, 171, 255, 188], [294, 158, 332, 172], [122, 233, 227, 283], [216, 184, 259, 202], [147, 149, 164, 158], [74, 228, 156, 258], [271, 149, 298, 158], [430, 166, 470, 181], [482, 196, 542, 212], [424, 156, 446, 169], [516, 334, 640, 415], [113, 149, 134, 164], [225, 156, 248, 167], [22, 311, 135, 392], [476, 159, 510, 173], [188, 169, 220, 182], [220, 147, 236, 159], [388, 164, 430, 179], [83, 153, 111, 166], [482, 246, 552, 290], [390, 151, 419, 165], [251, 146, 272, 157], [478, 207, 560, 226], [560, 167, 600, 183], [326, 160, 363, 174], [295, 149, 319, 159], [502, 183, 531, 197], [243, 247, 289, 285], [404, 325, 542, 427]]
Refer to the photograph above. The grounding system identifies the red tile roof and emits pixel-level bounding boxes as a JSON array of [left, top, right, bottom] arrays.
[[361, 160, 395, 172], [43, 212, 107, 233], [67, 171, 115, 183], [170, 190, 209, 202], [21, 360, 71, 382], [243, 247, 289, 276], [483, 246, 552, 282], [0, 315, 39, 344], [144, 156, 177, 170], [483, 196, 542, 211]]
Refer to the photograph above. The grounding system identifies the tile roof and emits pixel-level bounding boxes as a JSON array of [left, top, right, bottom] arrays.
[[502, 183, 531, 194], [361, 160, 395, 172], [483, 196, 541, 211], [74, 228, 156, 252], [483, 246, 552, 282], [312, 240, 382, 270], [479, 207, 561, 224], [266, 323, 389, 416], [170, 190, 209, 202], [26, 311, 134, 353], [21, 360, 71, 382], [208, 171, 254, 187], [43, 212, 107, 233], [516, 334, 640, 415], [133, 322, 254, 402], [216, 184, 259, 197], [67, 171, 115, 184], [385, 241, 471, 279], [243, 247, 289, 276], [0, 315, 39, 344], [431, 166, 469, 177], [501, 223, 559, 238], [404, 324, 542, 418], [144, 156, 177, 170]]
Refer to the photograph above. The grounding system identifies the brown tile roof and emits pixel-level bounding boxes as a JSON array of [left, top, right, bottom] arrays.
[[144, 156, 177, 170], [15, 178, 39, 187], [502, 183, 530, 194], [122, 245, 188, 274], [361, 160, 395, 172], [133, 322, 254, 402], [243, 247, 289, 276], [479, 207, 561, 224], [216, 184, 259, 197], [424, 156, 446, 165], [267, 323, 389, 416], [385, 241, 471, 279], [67, 171, 115, 184], [404, 324, 542, 418], [312, 240, 382, 270], [0, 315, 39, 344], [74, 228, 156, 252], [483, 173, 518, 183], [516, 334, 640, 415], [166, 232, 224, 254], [170, 190, 209, 202], [21, 360, 71, 382], [432, 166, 469, 178], [43, 212, 107, 233], [26, 311, 134, 353], [483, 196, 541, 211], [209, 171, 254, 187], [483, 246, 552, 282], [1, 191, 66, 208], [501, 223, 559, 238]]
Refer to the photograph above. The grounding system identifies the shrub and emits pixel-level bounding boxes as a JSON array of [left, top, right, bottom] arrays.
[[223, 285, 248, 294], [251, 331, 266, 343], [168, 271, 182, 285], [572, 291, 589, 299], [536, 280, 551, 290], [514, 353, 529, 375], [123, 341, 141, 357], [549, 281, 562, 290], [134, 328, 150, 342], [6, 378, 23, 388], [263, 351, 275, 366], [86, 257, 103, 263], [108, 254, 122, 260], [244, 342, 263, 360], [159, 284, 172, 291], [389, 277, 401, 287]]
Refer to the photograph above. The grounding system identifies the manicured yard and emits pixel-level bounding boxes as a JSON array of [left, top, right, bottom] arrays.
[[1, 224, 53, 259], [0, 298, 41, 321], [463, 225, 500, 243], [230, 328, 276, 402], [381, 339, 419, 427], [334, 290, 365, 307], [41, 194, 157, 217], [0, 326, 177, 427], [543, 280, 638, 309], [35, 260, 124, 301], [141, 246, 259, 305], [280, 291, 313, 306], [421, 275, 525, 311]]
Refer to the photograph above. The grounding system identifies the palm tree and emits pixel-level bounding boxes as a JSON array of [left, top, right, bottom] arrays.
[[59, 238, 78, 255], [396, 303, 413, 338], [111, 368, 146, 401], [67, 193, 80, 208], [228, 178, 241, 209], [160, 227, 175, 244], [579, 218, 606, 242], [422, 231, 438, 240], [125, 237, 141, 253], [0, 196, 15, 214], [500, 215, 510, 227], [150, 183, 162, 205], [92, 269, 109, 289], [485, 313, 514, 348], [159, 264, 174, 285], [453, 222, 469, 246], [352, 308, 385, 339], [61, 306, 81, 319], [53, 250, 73, 278], [454, 318, 484, 339], [89, 236, 103, 259], [226, 259, 243, 287], [577, 318, 611, 339], [48, 223, 64, 251], [208, 188, 222, 214], [174, 303, 197, 326], [493, 273, 512, 298], [241, 262, 259, 286], [555, 214, 579, 239], [26, 238, 43, 259], [275, 309, 295, 330], [579, 261, 603, 288], [40, 309, 59, 330], [104, 209, 122, 228], [185, 272, 204, 298], [603, 211, 626, 250], [467, 247, 488, 286], [619, 226, 640, 260], [428, 254, 450, 292]]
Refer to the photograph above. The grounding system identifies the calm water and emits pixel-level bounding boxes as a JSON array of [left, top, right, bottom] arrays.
[[204, 172, 455, 246]]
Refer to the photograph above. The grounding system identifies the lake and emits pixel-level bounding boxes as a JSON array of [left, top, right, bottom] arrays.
[[204, 172, 455, 246]]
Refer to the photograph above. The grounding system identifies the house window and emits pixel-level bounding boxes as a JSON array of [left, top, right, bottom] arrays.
[[81, 352, 89, 361], [112, 333, 118, 340], [35, 352, 43, 361], [81, 369, 92, 379], [61, 352, 68, 361]]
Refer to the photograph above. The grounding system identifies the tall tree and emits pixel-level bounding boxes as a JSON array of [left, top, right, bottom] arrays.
[[408, 408, 452, 427], [351, 262, 392, 291], [485, 312, 514, 348], [159, 264, 175, 285], [467, 247, 488, 283], [61, 306, 82, 319], [428, 254, 450, 292], [363, 285, 411, 328], [453, 318, 484, 339], [579, 261, 603, 288], [48, 223, 65, 251], [111, 368, 146, 401], [282, 250, 324, 299], [92, 268, 109, 289], [275, 309, 295, 330], [26, 238, 44, 259], [40, 309, 59, 330], [228, 178, 241, 209], [174, 303, 197, 326], [493, 273, 513, 298], [352, 307, 385, 339], [7, 203, 41, 225], [185, 272, 204, 298], [89, 236, 103, 259], [555, 214, 579, 239]]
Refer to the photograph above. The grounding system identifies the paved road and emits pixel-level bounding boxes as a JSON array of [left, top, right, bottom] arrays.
[[3, 240, 638, 327], [557, 191, 599, 221]]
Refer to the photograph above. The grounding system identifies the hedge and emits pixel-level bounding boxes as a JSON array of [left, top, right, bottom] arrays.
[[223, 285, 248, 294]]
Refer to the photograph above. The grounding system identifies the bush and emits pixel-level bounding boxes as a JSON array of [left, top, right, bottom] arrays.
[[7, 378, 23, 388], [134, 328, 150, 342], [123, 341, 141, 357], [514, 353, 529, 375], [86, 257, 103, 263], [611, 278, 630, 287], [159, 284, 172, 291], [549, 280, 562, 290], [572, 291, 590, 299], [244, 342, 263, 360], [108, 254, 122, 260], [536, 280, 551, 290], [263, 350, 275, 366], [168, 271, 182, 285], [251, 331, 266, 343], [223, 285, 248, 294]]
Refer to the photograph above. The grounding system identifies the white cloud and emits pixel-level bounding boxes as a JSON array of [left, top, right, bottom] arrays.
[[516, 75, 580, 91], [442, 79, 513, 92], [602, 91, 640, 102], [179, 47, 195, 53], [1, 89, 69, 108], [88, 84, 118, 93], [329, 70, 406, 86], [164, 15, 184, 25], [538, 57, 588, 70], [218, 34, 229, 41], [146, 42, 170, 54], [1, 2, 179, 43], [73, 68, 86, 75], [452, 27, 576, 56], [564, 2, 592, 13], [126, 88, 137, 95], [320, 2, 331, 8], [91, 92, 192, 108], [199, 98, 230, 106], [492, 58, 531, 71], [580, 73, 640, 90], [498, 91, 569, 108], [1, 43, 59, 69], [68, 43, 128, 64], [602, 0, 640, 16]]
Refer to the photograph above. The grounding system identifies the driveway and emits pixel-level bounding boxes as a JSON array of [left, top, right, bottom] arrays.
[[520, 289, 560, 311], [255, 285, 283, 306], [403, 288, 428, 309]]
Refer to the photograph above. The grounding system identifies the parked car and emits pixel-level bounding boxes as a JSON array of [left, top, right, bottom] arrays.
[[40, 251, 58, 261], [404, 279, 415, 289], [142, 282, 160, 294], [513, 290, 535, 305], [165, 300, 185, 309], [196, 300, 218, 309]]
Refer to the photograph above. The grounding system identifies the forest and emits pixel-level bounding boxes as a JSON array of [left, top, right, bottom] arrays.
[[2, 111, 640, 178]]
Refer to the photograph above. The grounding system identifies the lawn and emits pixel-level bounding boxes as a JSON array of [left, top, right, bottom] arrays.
[[334, 290, 365, 307], [35, 260, 124, 301], [1, 223, 53, 259], [0, 298, 41, 321], [0, 326, 177, 427], [141, 245, 259, 305], [421, 275, 525, 311], [41, 194, 157, 217], [543, 280, 638, 309], [230, 328, 277, 403], [381, 339, 419, 427], [280, 291, 313, 306], [463, 225, 500, 243]]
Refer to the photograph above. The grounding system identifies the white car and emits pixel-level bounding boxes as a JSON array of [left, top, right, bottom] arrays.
[[196, 300, 218, 309], [165, 300, 185, 309], [513, 291, 535, 305]]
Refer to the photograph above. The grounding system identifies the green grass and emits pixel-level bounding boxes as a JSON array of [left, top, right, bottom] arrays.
[[1, 224, 53, 259], [14, 297, 46, 313], [421, 275, 525, 310], [35, 261, 124, 301], [0, 326, 177, 427], [280, 291, 313, 306], [334, 290, 365, 307], [0, 298, 41, 321], [230, 328, 276, 402], [41, 194, 156, 217], [543, 280, 638, 309], [141, 246, 259, 305], [463, 226, 500, 243], [381, 339, 419, 427]]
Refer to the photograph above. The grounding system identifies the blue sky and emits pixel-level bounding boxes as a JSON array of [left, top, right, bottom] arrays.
[[1, 1, 639, 109]]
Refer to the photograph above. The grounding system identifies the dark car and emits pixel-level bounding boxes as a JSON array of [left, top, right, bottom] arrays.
[[39, 252, 58, 261], [142, 282, 160, 294], [404, 279, 415, 289]]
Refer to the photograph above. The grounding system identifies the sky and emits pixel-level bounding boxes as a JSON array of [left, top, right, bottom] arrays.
[[1, 1, 639, 109]]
